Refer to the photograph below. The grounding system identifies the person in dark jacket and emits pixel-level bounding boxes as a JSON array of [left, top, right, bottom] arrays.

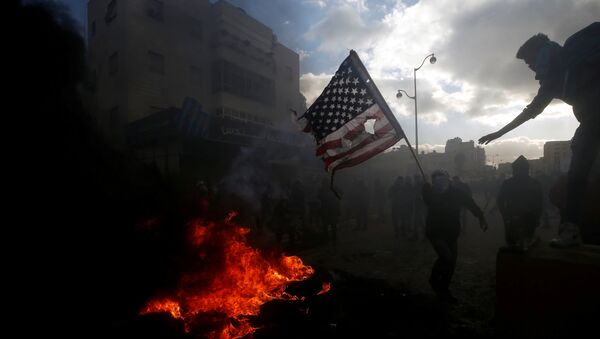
[[479, 24, 600, 247], [318, 179, 341, 246], [350, 179, 370, 231], [389, 176, 414, 239], [373, 178, 386, 225], [497, 156, 544, 251], [452, 176, 472, 236], [413, 174, 426, 241], [423, 170, 488, 303]]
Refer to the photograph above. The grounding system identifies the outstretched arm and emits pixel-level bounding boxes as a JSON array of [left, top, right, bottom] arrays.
[[461, 191, 488, 231], [478, 89, 553, 145]]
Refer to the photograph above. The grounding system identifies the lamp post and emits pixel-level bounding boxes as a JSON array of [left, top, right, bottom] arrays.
[[396, 53, 436, 156]]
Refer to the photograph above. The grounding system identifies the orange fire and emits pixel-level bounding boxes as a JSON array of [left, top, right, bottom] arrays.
[[317, 281, 331, 295], [141, 298, 183, 319], [141, 211, 315, 338]]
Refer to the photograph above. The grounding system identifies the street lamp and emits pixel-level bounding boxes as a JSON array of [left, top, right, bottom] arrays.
[[397, 53, 436, 156]]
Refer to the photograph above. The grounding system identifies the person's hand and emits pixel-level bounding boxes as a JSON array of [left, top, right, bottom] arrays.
[[479, 217, 489, 232], [478, 131, 502, 145]]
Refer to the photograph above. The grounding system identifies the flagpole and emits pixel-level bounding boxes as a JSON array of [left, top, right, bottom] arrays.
[[348, 50, 427, 181]]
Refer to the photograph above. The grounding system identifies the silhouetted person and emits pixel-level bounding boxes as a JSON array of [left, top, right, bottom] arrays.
[[413, 175, 426, 241], [290, 180, 306, 231], [487, 173, 506, 216], [404, 176, 416, 239], [273, 196, 296, 247], [318, 179, 341, 247], [452, 176, 472, 236], [256, 183, 275, 235], [549, 174, 569, 227], [389, 176, 414, 239], [423, 170, 488, 303], [350, 179, 369, 231], [479, 23, 600, 247], [481, 176, 495, 212], [534, 170, 553, 228], [306, 184, 321, 229], [497, 156, 544, 251], [373, 178, 386, 224]]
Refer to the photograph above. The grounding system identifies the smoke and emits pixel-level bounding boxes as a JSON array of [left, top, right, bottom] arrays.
[[218, 145, 273, 213], [217, 137, 319, 216]]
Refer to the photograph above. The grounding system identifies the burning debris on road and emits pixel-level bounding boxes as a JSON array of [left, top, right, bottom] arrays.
[[139, 211, 325, 338]]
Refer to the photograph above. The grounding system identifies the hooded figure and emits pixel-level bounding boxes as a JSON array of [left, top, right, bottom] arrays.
[[388, 176, 414, 238], [497, 156, 544, 251]]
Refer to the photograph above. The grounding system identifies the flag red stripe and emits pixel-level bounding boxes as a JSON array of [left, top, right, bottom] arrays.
[[323, 123, 394, 167], [325, 128, 399, 171], [330, 134, 401, 172], [317, 115, 392, 157], [316, 139, 342, 156], [315, 108, 385, 156], [344, 110, 385, 141]]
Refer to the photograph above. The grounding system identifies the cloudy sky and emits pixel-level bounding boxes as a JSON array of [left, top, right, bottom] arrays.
[[59, 0, 598, 164]]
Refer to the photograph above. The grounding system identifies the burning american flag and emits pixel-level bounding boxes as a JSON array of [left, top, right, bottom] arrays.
[[296, 50, 405, 173]]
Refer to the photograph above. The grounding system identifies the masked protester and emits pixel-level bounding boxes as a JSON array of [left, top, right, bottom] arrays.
[[423, 170, 488, 303], [497, 156, 544, 252], [479, 23, 600, 247]]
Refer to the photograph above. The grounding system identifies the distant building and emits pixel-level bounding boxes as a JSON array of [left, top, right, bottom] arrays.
[[543, 141, 571, 174], [444, 137, 486, 174], [494, 140, 571, 178], [361, 137, 488, 187], [87, 0, 304, 145], [498, 157, 545, 177]]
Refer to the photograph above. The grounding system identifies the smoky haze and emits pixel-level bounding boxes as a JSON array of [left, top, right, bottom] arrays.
[[17, 0, 600, 337]]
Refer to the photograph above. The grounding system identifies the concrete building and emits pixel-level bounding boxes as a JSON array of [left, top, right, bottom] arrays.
[[87, 0, 304, 145], [543, 140, 571, 174], [444, 137, 486, 174], [360, 137, 488, 188], [497, 157, 545, 177]]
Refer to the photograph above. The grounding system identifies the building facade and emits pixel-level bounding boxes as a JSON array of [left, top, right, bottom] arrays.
[[87, 0, 304, 145], [543, 140, 571, 174], [360, 137, 488, 188], [444, 137, 486, 174]]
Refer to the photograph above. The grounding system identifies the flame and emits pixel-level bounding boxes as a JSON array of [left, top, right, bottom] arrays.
[[141, 298, 183, 319], [317, 281, 331, 295], [141, 211, 314, 338]]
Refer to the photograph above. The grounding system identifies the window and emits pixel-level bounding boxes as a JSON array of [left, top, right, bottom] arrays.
[[212, 60, 274, 105], [109, 52, 118, 75], [147, 0, 164, 22], [105, 0, 117, 24], [191, 18, 203, 40], [190, 66, 202, 87], [148, 51, 165, 75]]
